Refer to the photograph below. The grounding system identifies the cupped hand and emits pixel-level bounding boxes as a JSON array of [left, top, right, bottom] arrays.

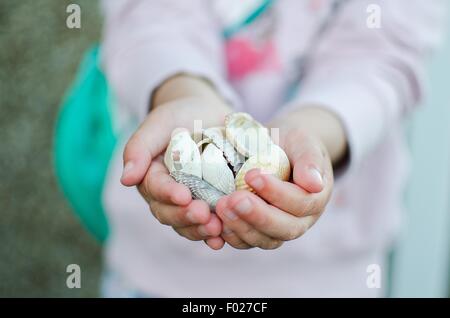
[[215, 128, 334, 249], [121, 92, 232, 250]]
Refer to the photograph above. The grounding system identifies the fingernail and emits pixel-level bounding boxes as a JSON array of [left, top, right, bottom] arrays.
[[222, 227, 233, 235], [121, 161, 134, 180], [234, 198, 252, 215], [249, 177, 264, 191], [224, 209, 238, 221], [198, 225, 208, 237], [186, 210, 197, 223], [309, 167, 323, 187]]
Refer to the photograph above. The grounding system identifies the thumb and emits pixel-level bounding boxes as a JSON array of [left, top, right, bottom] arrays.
[[289, 138, 326, 194], [120, 111, 172, 186]]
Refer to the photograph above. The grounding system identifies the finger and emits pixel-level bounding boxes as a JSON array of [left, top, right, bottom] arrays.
[[174, 213, 222, 240], [217, 191, 317, 241], [205, 237, 225, 250], [121, 108, 173, 186], [284, 134, 327, 193], [139, 157, 191, 205], [221, 226, 253, 250], [216, 196, 284, 249], [245, 169, 330, 217], [197, 213, 223, 237], [149, 199, 210, 227]]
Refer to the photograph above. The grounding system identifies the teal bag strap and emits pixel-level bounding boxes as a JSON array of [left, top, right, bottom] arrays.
[[54, 46, 116, 242], [222, 0, 274, 39]]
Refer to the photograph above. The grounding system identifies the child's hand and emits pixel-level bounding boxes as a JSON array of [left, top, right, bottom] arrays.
[[215, 131, 333, 249], [216, 107, 347, 249], [120, 75, 233, 250], [137, 154, 225, 250]]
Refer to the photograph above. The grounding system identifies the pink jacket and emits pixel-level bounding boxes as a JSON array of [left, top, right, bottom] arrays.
[[100, 0, 446, 297]]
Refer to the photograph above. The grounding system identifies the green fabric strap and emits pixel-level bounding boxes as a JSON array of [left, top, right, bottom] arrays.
[[54, 46, 116, 242]]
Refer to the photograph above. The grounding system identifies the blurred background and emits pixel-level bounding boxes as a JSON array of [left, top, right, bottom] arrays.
[[0, 0, 449, 297], [0, 0, 102, 297]]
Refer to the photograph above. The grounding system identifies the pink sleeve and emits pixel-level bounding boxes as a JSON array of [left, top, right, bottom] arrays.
[[100, 0, 240, 122], [290, 0, 447, 170]]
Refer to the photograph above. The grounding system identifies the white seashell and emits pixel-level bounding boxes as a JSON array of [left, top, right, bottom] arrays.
[[235, 144, 291, 192], [225, 112, 272, 157], [202, 127, 245, 173], [164, 129, 202, 178], [201, 143, 235, 195], [196, 138, 212, 151], [164, 113, 291, 207]]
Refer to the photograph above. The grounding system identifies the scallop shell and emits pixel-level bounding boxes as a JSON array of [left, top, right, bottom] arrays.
[[202, 127, 245, 173], [171, 171, 225, 210], [235, 144, 291, 192], [164, 129, 202, 178], [201, 143, 236, 195], [225, 112, 272, 157]]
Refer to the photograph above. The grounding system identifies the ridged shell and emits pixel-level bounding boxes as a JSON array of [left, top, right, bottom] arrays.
[[235, 144, 291, 192], [201, 144, 235, 195], [164, 129, 202, 178], [171, 171, 225, 210], [202, 127, 245, 173], [225, 112, 272, 157]]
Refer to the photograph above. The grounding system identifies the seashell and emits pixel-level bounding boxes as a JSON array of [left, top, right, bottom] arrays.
[[202, 127, 245, 173], [171, 171, 225, 210], [196, 138, 212, 151], [164, 129, 202, 178], [235, 144, 291, 192], [163, 113, 292, 210], [201, 143, 235, 195], [225, 112, 273, 157]]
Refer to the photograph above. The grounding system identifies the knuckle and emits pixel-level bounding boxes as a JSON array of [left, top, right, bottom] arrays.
[[138, 182, 151, 201], [234, 242, 252, 249], [155, 213, 168, 225], [226, 236, 252, 249], [151, 204, 169, 225], [174, 228, 197, 241], [149, 200, 158, 214], [261, 239, 283, 250], [241, 228, 272, 249], [295, 222, 308, 238], [159, 216, 171, 226], [144, 174, 156, 194], [241, 226, 260, 243], [176, 210, 190, 226], [301, 197, 318, 216], [141, 173, 159, 201], [282, 226, 301, 241]]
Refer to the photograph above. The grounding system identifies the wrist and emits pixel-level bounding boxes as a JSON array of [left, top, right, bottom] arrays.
[[271, 106, 348, 167], [152, 73, 230, 110]]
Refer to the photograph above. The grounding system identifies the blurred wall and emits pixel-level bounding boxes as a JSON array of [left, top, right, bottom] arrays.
[[0, 0, 103, 297], [390, 17, 450, 297]]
